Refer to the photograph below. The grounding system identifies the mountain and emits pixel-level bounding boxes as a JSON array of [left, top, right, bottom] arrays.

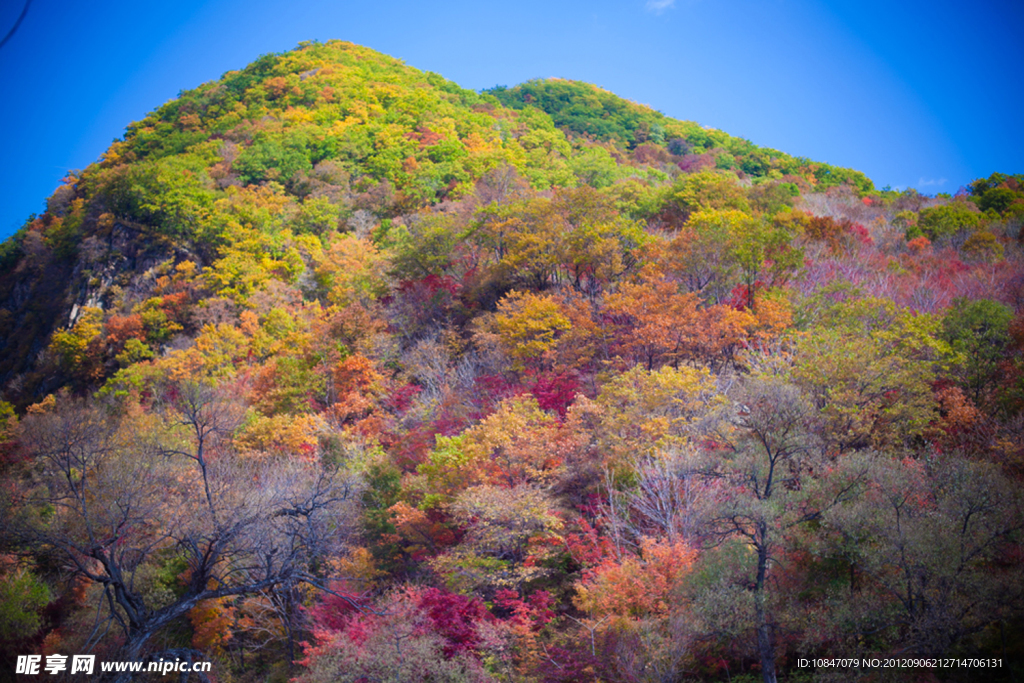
[[2, 40, 1023, 683], [0, 40, 879, 402]]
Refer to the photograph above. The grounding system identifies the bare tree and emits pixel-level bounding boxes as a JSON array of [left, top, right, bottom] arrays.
[[5, 394, 361, 679], [627, 449, 705, 544]]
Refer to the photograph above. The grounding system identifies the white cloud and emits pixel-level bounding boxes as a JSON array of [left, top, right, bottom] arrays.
[[646, 0, 676, 13], [917, 177, 948, 187]]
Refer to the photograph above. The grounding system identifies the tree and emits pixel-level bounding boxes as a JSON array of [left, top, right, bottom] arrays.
[[48, 307, 104, 382], [594, 364, 722, 462], [101, 153, 217, 240], [573, 537, 697, 683], [474, 196, 562, 290], [604, 276, 754, 371], [480, 290, 571, 372], [666, 208, 741, 300], [388, 213, 468, 282], [298, 585, 499, 683], [728, 213, 802, 312], [823, 453, 1024, 657], [234, 131, 313, 186], [471, 188, 645, 294], [4, 394, 360, 674], [411, 394, 582, 514], [693, 379, 864, 683], [313, 234, 389, 306], [604, 278, 703, 370], [941, 297, 1013, 406], [430, 484, 563, 595], [913, 202, 981, 242], [978, 187, 1018, 215], [790, 297, 947, 453], [665, 207, 801, 310], [0, 559, 51, 676], [550, 186, 646, 293], [662, 171, 750, 224]]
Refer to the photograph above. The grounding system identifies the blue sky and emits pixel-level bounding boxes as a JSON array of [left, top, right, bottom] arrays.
[[0, 0, 1021, 240]]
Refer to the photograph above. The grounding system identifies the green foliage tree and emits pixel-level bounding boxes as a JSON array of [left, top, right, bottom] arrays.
[[912, 202, 982, 241], [978, 187, 1018, 215], [941, 297, 1013, 405], [234, 131, 313, 185], [388, 213, 466, 281], [0, 564, 50, 641], [102, 152, 216, 240], [667, 207, 801, 309], [693, 379, 864, 683], [823, 453, 1024, 657], [293, 196, 344, 237], [729, 213, 802, 311]]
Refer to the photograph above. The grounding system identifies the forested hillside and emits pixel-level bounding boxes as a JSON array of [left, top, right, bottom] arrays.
[[1, 40, 1023, 683]]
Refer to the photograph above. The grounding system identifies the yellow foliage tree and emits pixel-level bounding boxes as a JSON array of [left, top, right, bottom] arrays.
[[480, 290, 571, 372], [595, 364, 723, 461], [458, 395, 579, 488], [49, 307, 104, 378]]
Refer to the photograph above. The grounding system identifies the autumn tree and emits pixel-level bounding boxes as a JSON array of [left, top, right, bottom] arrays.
[[790, 296, 948, 453], [549, 186, 646, 294], [312, 233, 389, 306], [661, 170, 750, 225], [573, 537, 697, 682], [604, 278, 703, 370], [472, 195, 562, 291], [477, 290, 571, 372], [605, 276, 754, 370], [48, 307, 105, 383], [666, 208, 741, 301], [471, 187, 645, 294], [431, 484, 564, 595], [411, 393, 582, 515], [593, 363, 722, 463], [297, 585, 499, 683]]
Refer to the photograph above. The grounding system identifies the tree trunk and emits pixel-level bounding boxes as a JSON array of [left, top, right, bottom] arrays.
[[755, 532, 777, 683]]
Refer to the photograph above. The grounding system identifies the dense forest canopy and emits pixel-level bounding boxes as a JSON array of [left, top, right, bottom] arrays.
[[1, 40, 1023, 683]]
